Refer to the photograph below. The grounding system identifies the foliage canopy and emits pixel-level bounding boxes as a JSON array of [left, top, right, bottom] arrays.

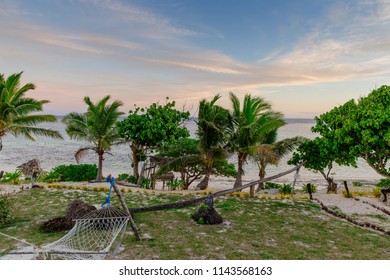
[[62, 95, 124, 181], [117, 100, 190, 179], [311, 85, 390, 178], [0, 72, 62, 151]]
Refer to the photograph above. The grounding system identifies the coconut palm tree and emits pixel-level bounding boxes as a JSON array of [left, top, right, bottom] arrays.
[[62, 95, 124, 181], [0, 72, 63, 151], [250, 130, 306, 194], [230, 92, 285, 189], [195, 94, 232, 190]]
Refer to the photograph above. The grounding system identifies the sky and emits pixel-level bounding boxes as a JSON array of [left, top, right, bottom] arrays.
[[1, 0, 390, 118]]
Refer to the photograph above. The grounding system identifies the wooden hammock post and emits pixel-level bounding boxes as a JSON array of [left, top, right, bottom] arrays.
[[109, 175, 141, 241], [292, 165, 301, 192], [343, 181, 351, 198], [307, 183, 313, 200]]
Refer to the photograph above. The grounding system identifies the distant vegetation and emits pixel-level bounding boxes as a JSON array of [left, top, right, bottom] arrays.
[[3, 71, 390, 192]]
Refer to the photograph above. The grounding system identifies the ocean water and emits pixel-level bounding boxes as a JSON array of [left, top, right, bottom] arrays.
[[0, 119, 383, 184]]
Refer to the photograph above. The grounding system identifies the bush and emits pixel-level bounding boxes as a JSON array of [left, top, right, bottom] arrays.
[[265, 182, 281, 189], [376, 178, 390, 188], [140, 178, 151, 189], [352, 181, 363, 186], [1, 170, 23, 184], [166, 178, 185, 190], [41, 164, 97, 182], [301, 183, 317, 193], [0, 194, 14, 225], [118, 173, 137, 184], [278, 184, 292, 195]]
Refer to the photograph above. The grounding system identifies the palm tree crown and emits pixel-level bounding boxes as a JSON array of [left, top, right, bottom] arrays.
[[229, 92, 285, 188], [62, 95, 124, 181], [195, 94, 232, 189], [0, 72, 63, 151]]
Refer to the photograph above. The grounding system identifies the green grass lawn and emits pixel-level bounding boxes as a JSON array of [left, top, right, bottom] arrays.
[[1, 188, 389, 259]]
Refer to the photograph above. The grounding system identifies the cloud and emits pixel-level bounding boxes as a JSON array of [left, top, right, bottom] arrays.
[[78, 0, 198, 37], [2, 0, 390, 118]]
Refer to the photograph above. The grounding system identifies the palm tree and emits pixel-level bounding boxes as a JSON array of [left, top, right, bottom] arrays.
[[250, 130, 306, 194], [0, 72, 63, 151], [62, 95, 124, 181], [230, 92, 285, 189], [195, 94, 232, 190]]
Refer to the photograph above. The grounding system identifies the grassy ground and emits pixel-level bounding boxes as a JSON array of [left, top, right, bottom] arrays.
[[1, 187, 389, 259]]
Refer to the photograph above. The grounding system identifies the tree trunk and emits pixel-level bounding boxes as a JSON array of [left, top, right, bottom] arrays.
[[320, 170, 337, 193], [96, 152, 104, 182], [130, 144, 140, 179], [234, 153, 244, 188], [249, 185, 255, 198], [256, 167, 266, 192], [197, 173, 210, 190]]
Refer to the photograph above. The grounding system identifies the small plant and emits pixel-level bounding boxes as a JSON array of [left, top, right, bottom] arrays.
[[118, 173, 137, 184], [197, 217, 205, 224], [376, 178, 390, 188], [278, 183, 292, 195], [0, 194, 14, 225], [265, 182, 281, 189], [166, 178, 185, 190], [372, 187, 382, 198], [140, 178, 152, 189], [301, 183, 317, 194], [1, 170, 23, 184], [352, 181, 363, 187], [342, 190, 354, 198], [200, 203, 209, 210]]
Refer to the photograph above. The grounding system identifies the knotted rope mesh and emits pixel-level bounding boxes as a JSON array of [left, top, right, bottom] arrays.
[[44, 206, 129, 260]]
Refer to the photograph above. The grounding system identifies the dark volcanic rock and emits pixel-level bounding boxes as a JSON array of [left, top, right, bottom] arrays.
[[191, 205, 223, 225]]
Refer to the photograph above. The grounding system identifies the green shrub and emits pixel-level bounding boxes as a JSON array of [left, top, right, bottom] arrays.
[[200, 203, 209, 210], [41, 164, 97, 182], [278, 183, 292, 195], [301, 183, 317, 193], [118, 173, 137, 184], [1, 170, 23, 184], [352, 181, 363, 186], [140, 178, 151, 189], [0, 194, 14, 225], [376, 178, 390, 188], [166, 178, 185, 190], [265, 182, 281, 189]]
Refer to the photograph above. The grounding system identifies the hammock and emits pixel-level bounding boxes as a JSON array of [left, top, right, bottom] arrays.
[[43, 206, 129, 260]]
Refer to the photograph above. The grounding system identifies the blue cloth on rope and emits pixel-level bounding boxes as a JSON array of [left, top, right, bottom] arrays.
[[101, 175, 115, 208]]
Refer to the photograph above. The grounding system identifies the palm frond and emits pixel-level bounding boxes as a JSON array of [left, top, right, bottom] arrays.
[[10, 126, 63, 140], [13, 114, 57, 126], [157, 154, 201, 175], [250, 144, 279, 165], [273, 136, 307, 157], [75, 147, 93, 163]]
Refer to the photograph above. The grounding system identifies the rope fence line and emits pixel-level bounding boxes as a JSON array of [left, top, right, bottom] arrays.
[[128, 163, 304, 213]]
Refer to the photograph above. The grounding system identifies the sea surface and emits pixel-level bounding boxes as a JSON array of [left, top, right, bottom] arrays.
[[0, 118, 383, 185]]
